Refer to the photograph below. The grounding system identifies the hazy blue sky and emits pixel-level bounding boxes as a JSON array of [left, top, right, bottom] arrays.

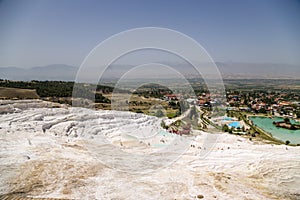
[[0, 0, 300, 67]]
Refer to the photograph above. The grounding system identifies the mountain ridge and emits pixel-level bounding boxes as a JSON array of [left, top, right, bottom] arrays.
[[0, 63, 299, 81]]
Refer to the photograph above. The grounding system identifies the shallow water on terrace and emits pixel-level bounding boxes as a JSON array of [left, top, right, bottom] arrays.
[[151, 130, 175, 147], [250, 116, 300, 144], [122, 130, 175, 147], [157, 130, 174, 137]]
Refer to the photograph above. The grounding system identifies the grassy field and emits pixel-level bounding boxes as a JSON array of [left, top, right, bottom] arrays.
[[102, 93, 178, 117], [0, 87, 40, 99]]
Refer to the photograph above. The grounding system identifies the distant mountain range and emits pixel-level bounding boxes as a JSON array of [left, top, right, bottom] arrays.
[[216, 62, 300, 79], [0, 63, 299, 81], [0, 64, 78, 81]]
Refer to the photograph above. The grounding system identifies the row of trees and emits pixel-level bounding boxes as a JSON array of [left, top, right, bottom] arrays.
[[0, 80, 111, 103], [0, 80, 74, 97]]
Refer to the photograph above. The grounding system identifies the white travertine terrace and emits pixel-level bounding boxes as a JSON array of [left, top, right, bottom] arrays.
[[0, 100, 299, 199]]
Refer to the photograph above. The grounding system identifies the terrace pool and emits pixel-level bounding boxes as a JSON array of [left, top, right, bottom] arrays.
[[151, 130, 176, 147], [157, 130, 174, 137], [250, 116, 300, 144]]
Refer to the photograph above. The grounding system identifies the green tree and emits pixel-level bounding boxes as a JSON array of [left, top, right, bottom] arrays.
[[156, 109, 164, 117], [284, 118, 290, 124], [222, 125, 229, 132], [189, 106, 198, 120]]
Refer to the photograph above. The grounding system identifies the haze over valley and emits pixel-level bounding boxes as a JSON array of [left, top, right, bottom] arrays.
[[0, 0, 300, 199]]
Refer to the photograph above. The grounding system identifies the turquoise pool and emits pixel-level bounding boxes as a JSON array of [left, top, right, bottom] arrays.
[[157, 130, 174, 137], [228, 121, 241, 128], [151, 130, 175, 147], [250, 116, 300, 144]]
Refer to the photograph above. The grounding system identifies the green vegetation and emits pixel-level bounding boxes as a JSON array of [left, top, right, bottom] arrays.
[[155, 109, 164, 117], [189, 106, 198, 120], [133, 83, 172, 98], [0, 80, 113, 104], [166, 112, 177, 118], [95, 93, 111, 103], [0, 80, 74, 97], [222, 124, 229, 132]]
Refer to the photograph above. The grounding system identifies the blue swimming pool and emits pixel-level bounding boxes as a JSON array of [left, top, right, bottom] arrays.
[[228, 121, 241, 128]]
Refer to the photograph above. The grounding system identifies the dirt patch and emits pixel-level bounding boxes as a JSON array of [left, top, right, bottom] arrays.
[[0, 87, 39, 99], [6, 159, 105, 197]]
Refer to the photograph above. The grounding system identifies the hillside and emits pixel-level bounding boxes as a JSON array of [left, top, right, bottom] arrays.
[[0, 87, 39, 99]]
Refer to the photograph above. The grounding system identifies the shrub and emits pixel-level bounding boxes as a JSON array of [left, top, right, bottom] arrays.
[[155, 109, 164, 117]]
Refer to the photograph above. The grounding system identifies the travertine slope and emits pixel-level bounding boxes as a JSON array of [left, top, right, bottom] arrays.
[[0, 100, 299, 200]]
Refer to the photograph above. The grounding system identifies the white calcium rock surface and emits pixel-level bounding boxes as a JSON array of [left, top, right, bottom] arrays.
[[0, 100, 299, 199]]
